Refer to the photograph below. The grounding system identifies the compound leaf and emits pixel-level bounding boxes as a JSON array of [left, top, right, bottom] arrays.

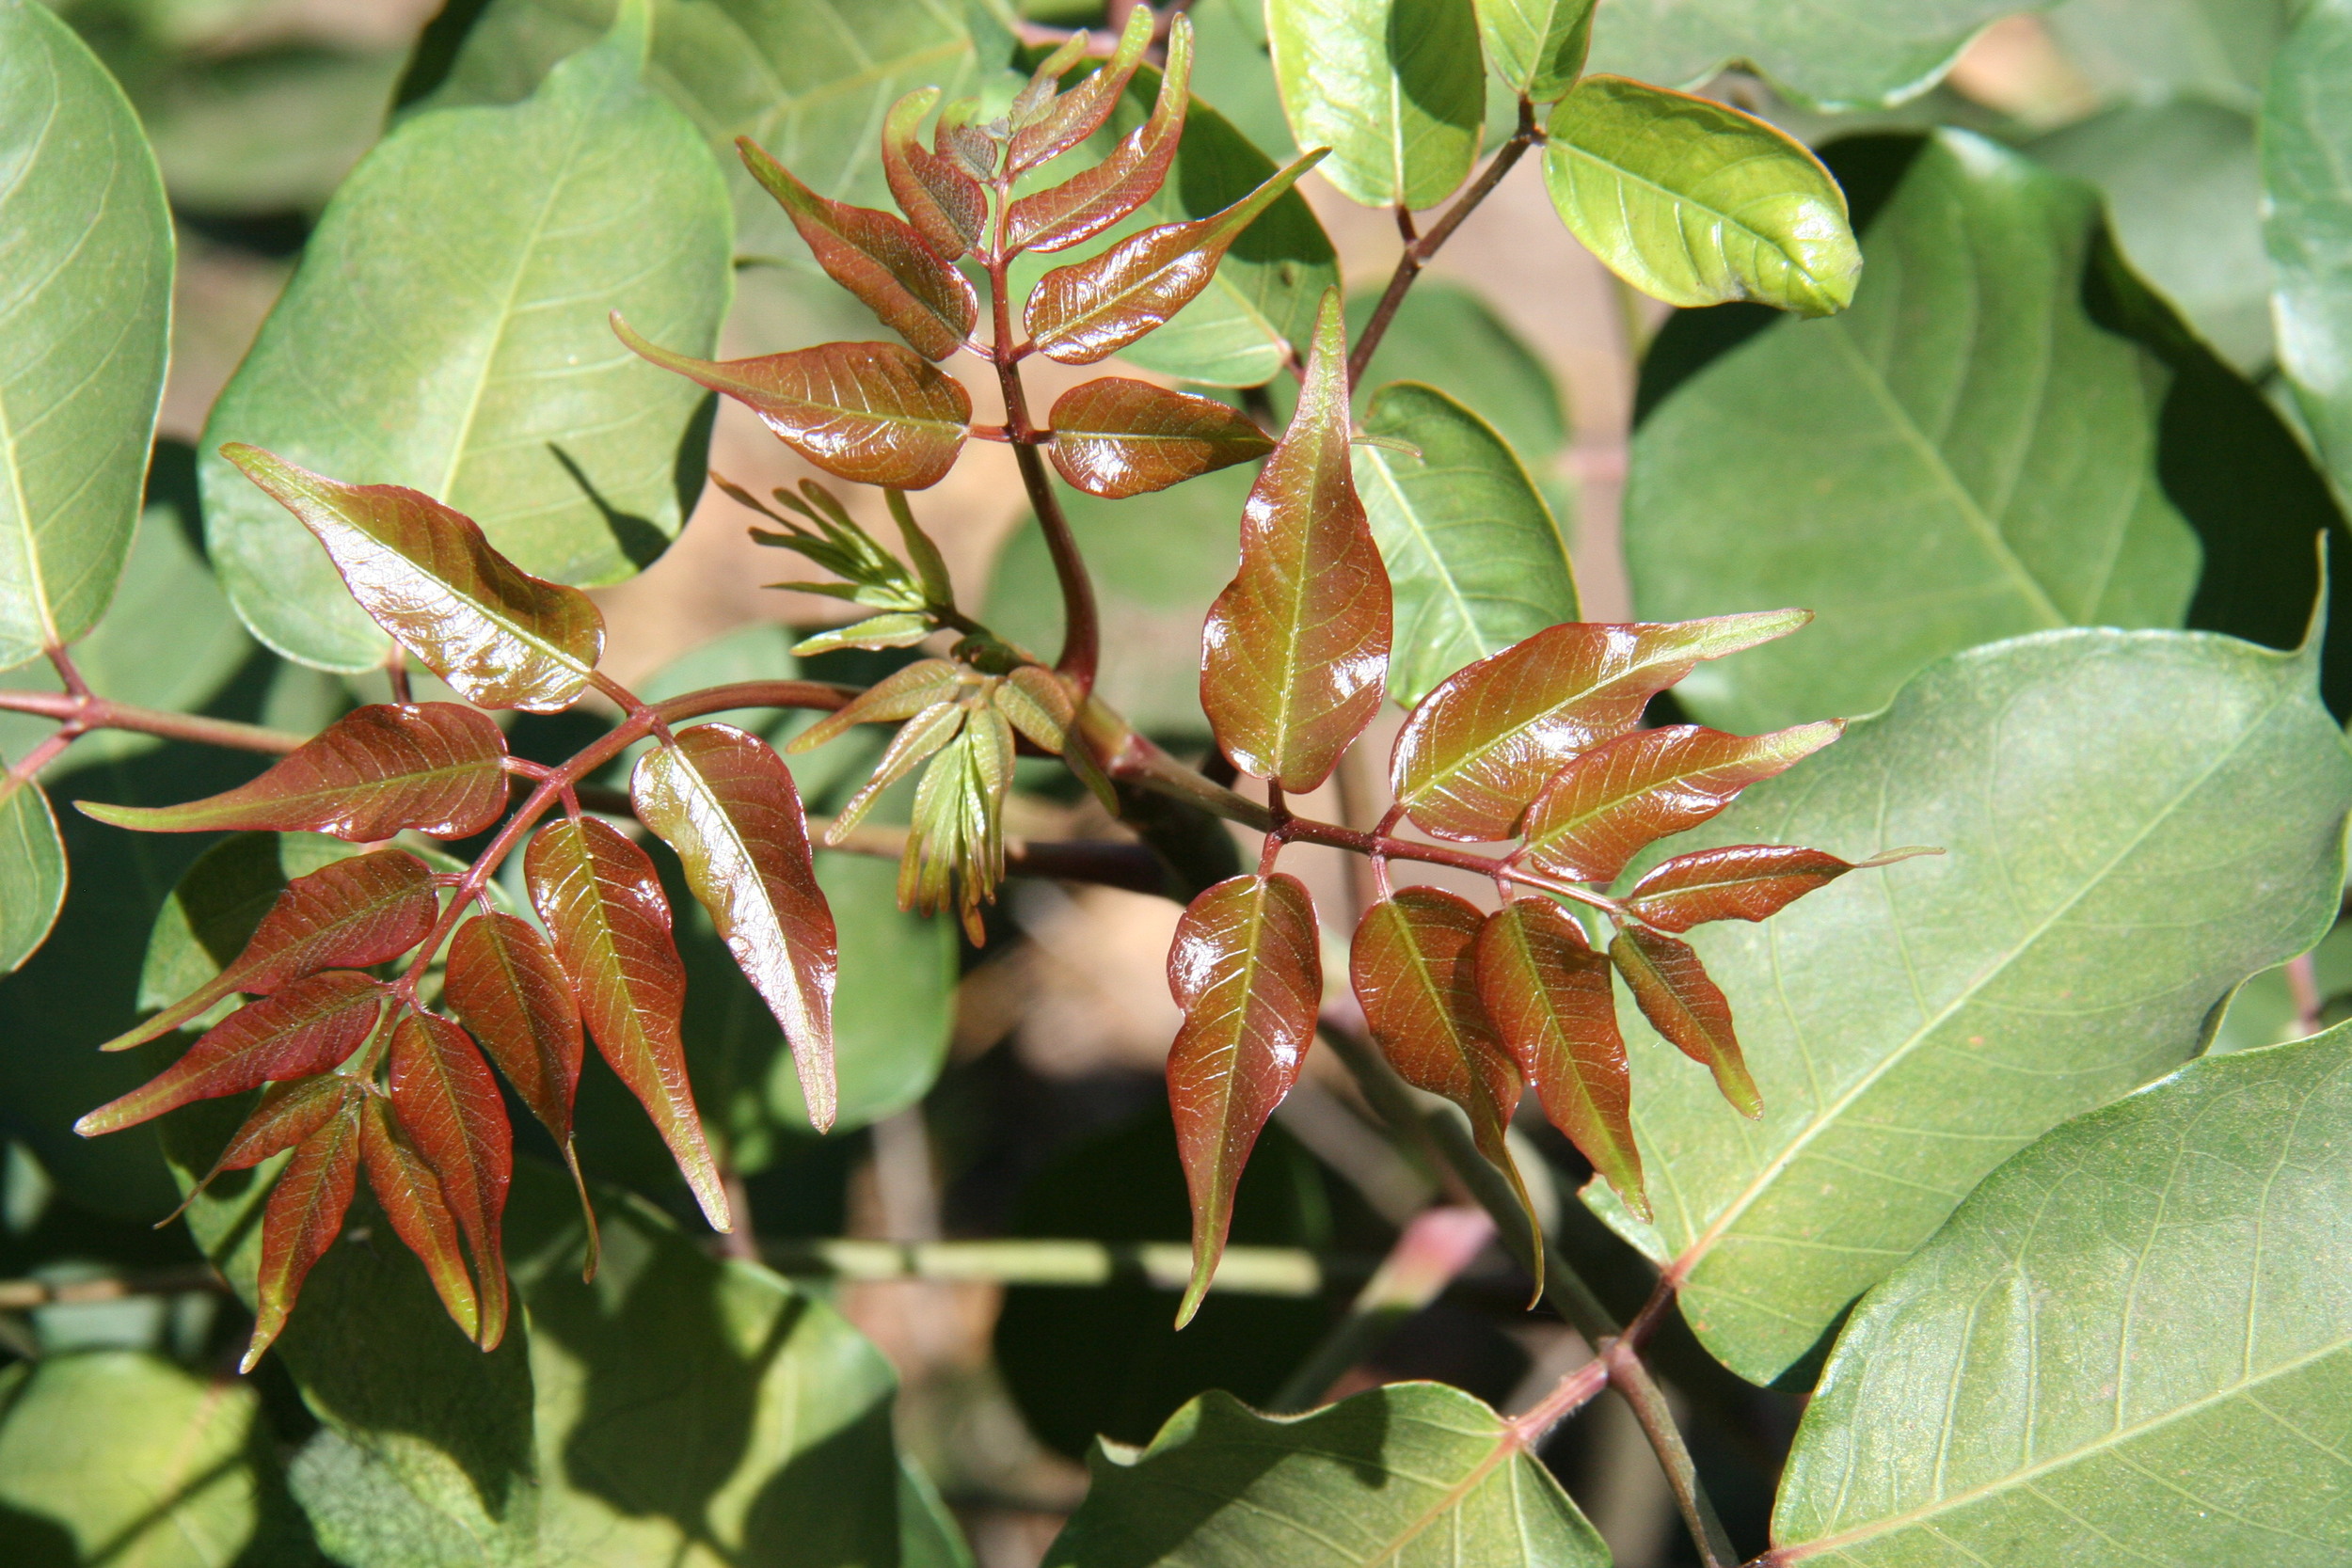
[[1518, 721, 1844, 884], [1391, 610, 1809, 843], [1773, 1028, 2352, 1564], [615, 321, 970, 490], [1167, 872, 1321, 1328], [1601, 629, 2352, 1385], [1265, 0, 1485, 211], [0, 0, 171, 669], [633, 723, 839, 1132], [1048, 377, 1274, 499], [1200, 291, 1391, 792], [739, 135, 977, 360], [199, 13, 732, 672], [78, 702, 511, 841], [389, 1011, 514, 1349], [1353, 381, 1579, 706], [527, 814, 729, 1231], [223, 447, 606, 712], [1610, 924, 1758, 1117], [1475, 897, 1644, 1219]]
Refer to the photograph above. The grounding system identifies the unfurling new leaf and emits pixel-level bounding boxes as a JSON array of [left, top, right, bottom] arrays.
[[1517, 721, 1844, 884], [77, 703, 510, 841], [1004, 2, 1154, 178], [1005, 15, 1194, 254], [526, 816, 729, 1231], [1474, 899, 1645, 1219], [1047, 378, 1273, 499], [1168, 873, 1322, 1328], [633, 724, 840, 1132], [1352, 889, 1542, 1269], [882, 87, 987, 260], [1391, 612, 1812, 843], [1200, 290, 1391, 792], [613, 318, 970, 490], [221, 445, 606, 711]]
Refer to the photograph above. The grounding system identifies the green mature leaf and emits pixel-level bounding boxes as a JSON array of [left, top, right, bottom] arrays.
[[1773, 1028, 2352, 1565], [2047, 0, 2293, 113], [1592, 629, 2352, 1386], [899, 1454, 977, 1568], [177, 1151, 906, 1567], [0, 0, 173, 670], [1353, 382, 1578, 707], [1628, 133, 2202, 732], [2265, 0, 2352, 503], [1265, 0, 1484, 211], [1479, 0, 1594, 103], [1044, 1383, 1609, 1568], [411, 0, 1018, 262], [2034, 100, 2271, 373], [201, 8, 734, 672], [1586, 0, 2055, 112], [1543, 76, 1859, 316], [0, 778, 65, 974], [1092, 61, 1341, 388], [0, 1351, 296, 1566]]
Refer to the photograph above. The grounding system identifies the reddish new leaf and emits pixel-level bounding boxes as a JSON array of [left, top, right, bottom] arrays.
[[1004, 18, 1193, 254], [360, 1092, 481, 1344], [1200, 290, 1391, 792], [1518, 721, 1844, 884], [1047, 377, 1272, 499], [389, 1012, 512, 1349], [242, 1093, 361, 1371], [1005, 3, 1155, 176], [1166, 872, 1320, 1327], [739, 138, 977, 361], [100, 847, 435, 1053], [633, 724, 839, 1132], [525, 816, 729, 1231], [613, 318, 969, 490], [1623, 843, 1937, 931], [443, 911, 596, 1275], [1391, 612, 1814, 843], [1473, 899, 1645, 1219], [882, 87, 988, 259], [222, 446, 605, 712], [77, 972, 384, 1136], [1351, 889, 1540, 1266], [1022, 147, 1325, 362], [1610, 924, 1758, 1117], [165, 1072, 359, 1224], [78, 703, 509, 841]]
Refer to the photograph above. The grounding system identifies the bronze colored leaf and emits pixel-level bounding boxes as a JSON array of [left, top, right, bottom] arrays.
[[76, 971, 384, 1136], [1167, 872, 1321, 1327], [1609, 924, 1758, 1117], [633, 724, 840, 1132], [525, 816, 729, 1232], [1005, 3, 1155, 176], [1518, 721, 1843, 884], [243, 1089, 362, 1370], [1047, 376, 1273, 499], [1351, 889, 1541, 1263], [359, 1091, 481, 1344], [389, 1011, 512, 1348], [882, 87, 988, 260], [1622, 843, 1935, 932], [1391, 611, 1813, 843], [1021, 147, 1325, 363], [220, 445, 605, 712], [1200, 290, 1391, 792], [78, 703, 509, 841], [167, 1072, 358, 1223], [738, 137, 977, 361], [612, 318, 969, 490], [1473, 899, 1645, 1219], [99, 847, 435, 1053], [1004, 16, 1193, 254]]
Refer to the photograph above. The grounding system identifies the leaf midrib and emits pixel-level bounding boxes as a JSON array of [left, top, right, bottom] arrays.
[[0, 33, 70, 647], [1674, 660, 2302, 1279]]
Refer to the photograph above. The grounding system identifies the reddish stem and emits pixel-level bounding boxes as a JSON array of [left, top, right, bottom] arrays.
[[0, 689, 306, 755]]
